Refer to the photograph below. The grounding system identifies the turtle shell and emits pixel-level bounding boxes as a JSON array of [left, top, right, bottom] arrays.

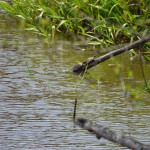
[[73, 63, 83, 72]]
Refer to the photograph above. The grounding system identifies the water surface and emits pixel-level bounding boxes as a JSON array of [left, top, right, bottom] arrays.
[[0, 14, 150, 150]]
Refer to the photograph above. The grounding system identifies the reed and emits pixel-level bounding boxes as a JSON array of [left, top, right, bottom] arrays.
[[0, 0, 149, 47]]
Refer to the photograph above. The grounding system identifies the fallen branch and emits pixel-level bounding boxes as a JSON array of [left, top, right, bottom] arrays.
[[76, 118, 150, 150], [73, 34, 150, 73]]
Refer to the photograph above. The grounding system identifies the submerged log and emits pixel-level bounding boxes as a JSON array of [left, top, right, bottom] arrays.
[[76, 118, 150, 150], [73, 34, 150, 73]]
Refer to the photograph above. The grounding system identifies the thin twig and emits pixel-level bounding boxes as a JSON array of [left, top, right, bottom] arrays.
[[73, 98, 77, 120], [139, 50, 150, 94]]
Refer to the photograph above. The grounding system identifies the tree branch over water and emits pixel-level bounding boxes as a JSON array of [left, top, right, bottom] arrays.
[[76, 118, 150, 150], [73, 34, 150, 73]]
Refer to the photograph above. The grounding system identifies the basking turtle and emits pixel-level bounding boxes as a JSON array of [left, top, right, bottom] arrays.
[[73, 62, 83, 72], [73, 56, 96, 72]]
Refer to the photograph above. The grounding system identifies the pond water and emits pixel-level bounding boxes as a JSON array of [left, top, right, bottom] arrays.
[[0, 14, 150, 150]]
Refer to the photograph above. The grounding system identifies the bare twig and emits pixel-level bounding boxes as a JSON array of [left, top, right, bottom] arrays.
[[139, 50, 150, 94], [73, 98, 77, 120]]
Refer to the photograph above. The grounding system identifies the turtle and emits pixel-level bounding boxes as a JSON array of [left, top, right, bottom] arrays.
[[73, 62, 83, 72], [73, 56, 96, 72]]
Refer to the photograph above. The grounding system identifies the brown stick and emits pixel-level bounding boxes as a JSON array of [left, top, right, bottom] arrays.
[[73, 98, 77, 120], [73, 34, 150, 73], [76, 118, 150, 150]]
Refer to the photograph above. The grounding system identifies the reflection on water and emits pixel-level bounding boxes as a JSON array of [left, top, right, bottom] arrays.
[[0, 14, 150, 150]]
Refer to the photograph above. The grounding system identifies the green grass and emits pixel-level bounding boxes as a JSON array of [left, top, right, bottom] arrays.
[[0, 0, 149, 46], [0, 0, 150, 95], [0, 0, 150, 64]]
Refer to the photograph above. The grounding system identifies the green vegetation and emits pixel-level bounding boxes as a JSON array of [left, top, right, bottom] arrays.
[[0, 0, 150, 94], [0, 0, 150, 46], [136, 81, 150, 94]]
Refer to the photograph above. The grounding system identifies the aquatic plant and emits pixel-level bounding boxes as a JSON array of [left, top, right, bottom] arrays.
[[0, 0, 149, 46], [0, 0, 149, 95]]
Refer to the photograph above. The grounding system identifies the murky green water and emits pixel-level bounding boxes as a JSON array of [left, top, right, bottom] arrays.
[[0, 14, 150, 150]]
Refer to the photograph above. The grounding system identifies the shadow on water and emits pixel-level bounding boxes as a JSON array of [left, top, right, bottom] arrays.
[[0, 14, 150, 150]]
